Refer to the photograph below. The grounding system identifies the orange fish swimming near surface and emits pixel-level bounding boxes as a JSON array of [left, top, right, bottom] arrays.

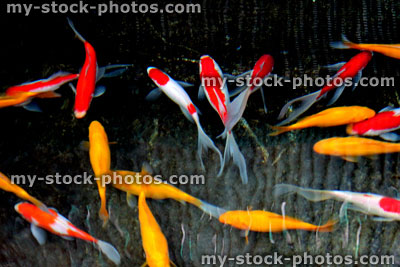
[[0, 172, 47, 210], [88, 120, 112, 224], [331, 35, 400, 60], [219, 209, 335, 241], [138, 192, 176, 267], [112, 168, 225, 218], [313, 136, 400, 162], [270, 106, 375, 136], [15, 202, 121, 265]]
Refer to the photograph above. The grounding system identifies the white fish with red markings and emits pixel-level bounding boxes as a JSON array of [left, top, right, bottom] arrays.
[[15, 202, 121, 265], [273, 184, 400, 221], [347, 107, 400, 142], [199, 55, 248, 184], [147, 67, 223, 172], [224, 54, 274, 131]]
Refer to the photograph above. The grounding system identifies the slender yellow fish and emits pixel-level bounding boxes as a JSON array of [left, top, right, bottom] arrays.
[[313, 136, 400, 162], [270, 106, 375, 136]]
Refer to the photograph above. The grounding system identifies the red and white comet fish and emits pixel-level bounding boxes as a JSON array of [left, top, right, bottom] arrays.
[[199, 55, 248, 184], [224, 54, 274, 131], [147, 67, 223, 172], [15, 202, 121, 265], [347, 107, 400, 142], [278, 51, 373, 125], [274, 184, 400, 221]]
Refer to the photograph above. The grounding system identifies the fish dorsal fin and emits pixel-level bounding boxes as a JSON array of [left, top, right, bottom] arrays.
[[379, 106, 395, 113], [30, 223, 47, 245]]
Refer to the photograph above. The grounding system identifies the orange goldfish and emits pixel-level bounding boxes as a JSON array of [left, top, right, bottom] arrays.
[[0, 172, 47, 210], [138, 192, 175, 267], [331, 35, 400, 60], [270, 106, 375, 136], [219, 209, 335, 238], [313, 136, 400, 162], [112, 168, 225, 218], [88, 120, 112, 224], [15, 202, 120, 265]]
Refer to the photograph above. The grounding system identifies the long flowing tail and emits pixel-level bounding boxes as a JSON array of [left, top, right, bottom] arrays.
[[314, 220, 337, 232], [225, 88, 251, 132], [222, 131, 248, 184], [273, 184, 333, 202], [96, 240, 121, 265], [196, 200, 227, 219], [196, 123, 223, 174], [330, 34, 352, 49], [276, 90, 321, 126], [269, 125, 293, 136]]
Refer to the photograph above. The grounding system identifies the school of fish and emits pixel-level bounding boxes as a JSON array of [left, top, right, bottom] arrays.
[[1, 18, 400, 266]]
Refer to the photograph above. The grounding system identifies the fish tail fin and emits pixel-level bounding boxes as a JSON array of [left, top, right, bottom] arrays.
[[67, 17, 86, 43], [330, 34, 352, 49], [95, 178, 109, 226], [223, 131, 248, 184], [273, 184, 333, 202], [269, 125, 291, 136], [225, 89, 251, 131], [276, 90, 320, 126], [197, 200, 227, 219], [96, 240, 121, 265], [316, 219, 337, 232], [196, 122, 223, 174]]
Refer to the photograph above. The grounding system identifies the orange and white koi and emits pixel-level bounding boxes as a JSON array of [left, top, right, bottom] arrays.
[[0, 172, 47, 210], [219, 209, 335, 236], [147, 67, 223, 172], [112, 168, 226, 219], [15, 202, 121, 265], [331, 34, 400, 60], [138, 192, 176, 267], [274, 184, 400, 221], [278, 51, 373, 125], [199, 55, 248, 184], [88, 120, 112, 224], [347, 107, 400, 141], [313, 136, 400, 162], [270, 106, 375, 136]]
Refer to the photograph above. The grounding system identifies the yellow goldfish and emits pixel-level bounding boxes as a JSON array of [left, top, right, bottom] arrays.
[[219, 209, 335, 240], [0, 172, 47, 210], [331, 35, 400, 60], [313, 136, 400, 162], [270, 106, 375, 136], [88, 120, 111, 224], [112, 168, 224, 218], [138, 192, 175, 267]]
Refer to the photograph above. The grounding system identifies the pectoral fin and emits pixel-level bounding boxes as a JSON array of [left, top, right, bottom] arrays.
[[31, 223, 47, 245], [371, 217, 395, 222], [341, 156, 359, 162], [23, 101, 42, 112], [126, 193, 136, 208], [379, 132, 400, 142]]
